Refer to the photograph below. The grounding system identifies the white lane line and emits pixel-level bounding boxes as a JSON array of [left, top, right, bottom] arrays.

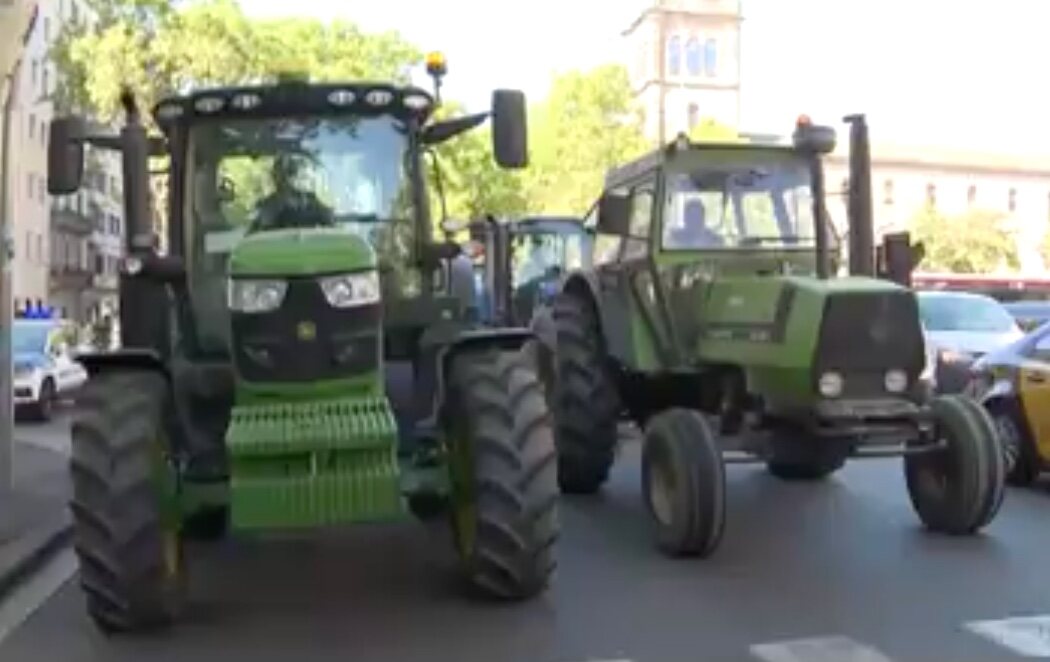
[[750, 635, 896, 662], [0, 547, 77, 645], [966, 615, 1050, 658]]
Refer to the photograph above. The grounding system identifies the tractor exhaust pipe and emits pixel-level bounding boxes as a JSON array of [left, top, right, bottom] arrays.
[[844, 114, 875, 277]]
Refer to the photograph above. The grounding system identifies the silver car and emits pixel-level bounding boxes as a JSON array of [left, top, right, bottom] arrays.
[[917, 290, 1024, 393]]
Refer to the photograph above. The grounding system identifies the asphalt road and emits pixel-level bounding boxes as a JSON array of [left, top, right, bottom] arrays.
[[1, 430, 1049, 662]]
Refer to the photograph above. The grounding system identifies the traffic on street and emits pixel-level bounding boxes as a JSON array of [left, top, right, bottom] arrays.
[[3, 1, 1050, 661]]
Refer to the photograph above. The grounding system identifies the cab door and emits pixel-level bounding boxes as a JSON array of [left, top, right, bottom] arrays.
[[1017, 332, 1050, 461]]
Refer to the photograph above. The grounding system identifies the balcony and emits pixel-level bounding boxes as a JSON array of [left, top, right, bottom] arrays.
[[49, 263, 93, 291], [50, 205, 95, 236]]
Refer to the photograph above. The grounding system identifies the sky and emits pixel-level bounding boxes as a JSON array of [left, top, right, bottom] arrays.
[[241, 0, 1050, 155]]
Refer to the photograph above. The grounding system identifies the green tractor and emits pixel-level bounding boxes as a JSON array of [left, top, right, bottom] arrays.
[[46, 55, 559, 633], [545, 115, 1005, 556], [460, 215, 592, 326]]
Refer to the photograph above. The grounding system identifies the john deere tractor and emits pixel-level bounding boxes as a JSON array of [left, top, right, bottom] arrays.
[[46, 55, 558, 632], [546, 115, 1004, 557]]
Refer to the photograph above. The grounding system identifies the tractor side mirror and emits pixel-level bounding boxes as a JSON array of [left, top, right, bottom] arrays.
[[491, 89, 528, 169], [596, 191, 630, 235], [47, 116, 87, 195]]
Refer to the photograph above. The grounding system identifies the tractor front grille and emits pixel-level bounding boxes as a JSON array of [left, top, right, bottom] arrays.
[[813, 290, 926, 398], [231, 278, 381, 383]]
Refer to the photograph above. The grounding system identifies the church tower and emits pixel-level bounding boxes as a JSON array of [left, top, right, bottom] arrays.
[[623, 0, 743, 144]]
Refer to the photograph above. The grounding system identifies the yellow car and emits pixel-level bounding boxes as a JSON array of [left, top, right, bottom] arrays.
[[967, 321, 1050, 485]]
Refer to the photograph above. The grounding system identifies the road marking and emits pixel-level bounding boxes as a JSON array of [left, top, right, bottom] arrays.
[[966, 615, 1050, 657], [750, 635, 896, 662], [0, 547, 77, 645]]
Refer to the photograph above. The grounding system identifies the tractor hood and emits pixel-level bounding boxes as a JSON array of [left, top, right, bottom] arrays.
[[229, 227, 376, 278], [694, 274, 926, 406]]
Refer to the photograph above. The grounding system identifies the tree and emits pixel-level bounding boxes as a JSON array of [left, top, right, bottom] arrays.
[[51, 0, 420, 121], [524, 64, 649, 216], [909, 207, 1019, 273]]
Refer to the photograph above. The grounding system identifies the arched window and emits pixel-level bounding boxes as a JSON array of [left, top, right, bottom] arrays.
[[704, 39, 718, 76], [687, 102, 700, 129], [883, 179, 894, 205], [967, 185, 977, 206], [926, 183, 937, 208], [667, 36, 682, 76], [1008, 188, 1017, 212], [685, 38, 702, 76]]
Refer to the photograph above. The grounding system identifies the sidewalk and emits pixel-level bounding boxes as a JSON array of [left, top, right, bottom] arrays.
[[0, 440, 72, 598]]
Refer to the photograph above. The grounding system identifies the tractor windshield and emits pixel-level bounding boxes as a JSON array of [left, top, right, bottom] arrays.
[[511, 230, 586, 288], [185, 114, 414, 354], [662, 156, 815, 251]]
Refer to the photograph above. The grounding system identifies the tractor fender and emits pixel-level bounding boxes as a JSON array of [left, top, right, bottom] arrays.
[[561, 270, 602, 309], [77, 349, 169, 380], [425, 327, 535, 424]]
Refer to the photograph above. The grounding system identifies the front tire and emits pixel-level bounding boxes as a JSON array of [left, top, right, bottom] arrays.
[[641, 409, 726, 558], [552, 292, 620, 494], [27, 378, 56, 422], [446, 350, 559, 600], [69, 370, 184, 633], [988, 401, 1040, 487], [905, 394, 1005, 535]]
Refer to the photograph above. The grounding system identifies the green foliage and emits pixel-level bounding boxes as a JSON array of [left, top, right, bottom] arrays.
[[909, 207, 1019, 273], [524, 64, 650, 216], [51, 0, 420, 120]]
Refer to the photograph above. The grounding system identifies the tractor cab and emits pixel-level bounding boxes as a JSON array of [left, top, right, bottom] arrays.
[[464, 215, 592, 326]]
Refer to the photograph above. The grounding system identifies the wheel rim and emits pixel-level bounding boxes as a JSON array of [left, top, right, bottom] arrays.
[[994, 413, 1021, 470], [647, 457, 675, 527]]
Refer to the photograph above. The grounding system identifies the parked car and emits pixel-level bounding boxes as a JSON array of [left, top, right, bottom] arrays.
[[1002, 300, 1050, 331], [966, 321, 1050, 485], [917, 290, 1024, 393], [13, 318, 89, 421]]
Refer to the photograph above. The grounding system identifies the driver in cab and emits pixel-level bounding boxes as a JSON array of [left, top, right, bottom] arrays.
[[250, 153, 334, 232], [668, 198, 724, 248]]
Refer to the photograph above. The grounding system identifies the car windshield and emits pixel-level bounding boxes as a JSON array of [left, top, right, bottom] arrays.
[[13, 323, 50, 354], [663, 158, 816, 250], [919, 295, 1018, 333]]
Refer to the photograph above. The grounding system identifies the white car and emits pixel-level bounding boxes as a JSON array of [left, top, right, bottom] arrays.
[[13, 318, 89, 421]]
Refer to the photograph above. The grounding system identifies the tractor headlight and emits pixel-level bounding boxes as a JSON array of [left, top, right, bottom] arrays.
[[818, 371, 844, 398], [319, 271, 380, 308], [884, 369, 908, 393], [227, 278, 288, 314]]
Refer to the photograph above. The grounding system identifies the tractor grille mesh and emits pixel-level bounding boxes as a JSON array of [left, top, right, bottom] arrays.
[[814, 291, 926, 397]]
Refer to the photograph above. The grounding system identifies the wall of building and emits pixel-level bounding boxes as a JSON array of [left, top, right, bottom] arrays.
[[5, 0, 124, 322]]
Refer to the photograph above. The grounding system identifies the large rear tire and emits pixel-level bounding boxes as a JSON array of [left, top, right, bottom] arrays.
[[69, 370, 185, 633], [447, 349, 559, 600], [551, 292, 620, 494], [905, 394, 1005, 535], [641, 409, 726, 558]]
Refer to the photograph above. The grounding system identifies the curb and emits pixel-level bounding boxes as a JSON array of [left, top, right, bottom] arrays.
[[0, 513, 73, 599]]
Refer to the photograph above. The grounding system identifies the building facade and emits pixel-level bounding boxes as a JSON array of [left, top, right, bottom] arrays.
[[625, 0, 1050, 274], [5, 0, 122, 322], [623, 0, 743, 144]]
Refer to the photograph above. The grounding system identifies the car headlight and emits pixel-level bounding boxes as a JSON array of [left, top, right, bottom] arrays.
[[939, 348, 974, 364], [818, 371, 844, 398], [227, 278, 288, 313], [319, 271, 380, 308]]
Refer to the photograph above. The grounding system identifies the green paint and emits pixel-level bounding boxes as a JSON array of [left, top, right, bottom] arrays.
[[225, 394, 405, 529], [229, 226, 377, 277]]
